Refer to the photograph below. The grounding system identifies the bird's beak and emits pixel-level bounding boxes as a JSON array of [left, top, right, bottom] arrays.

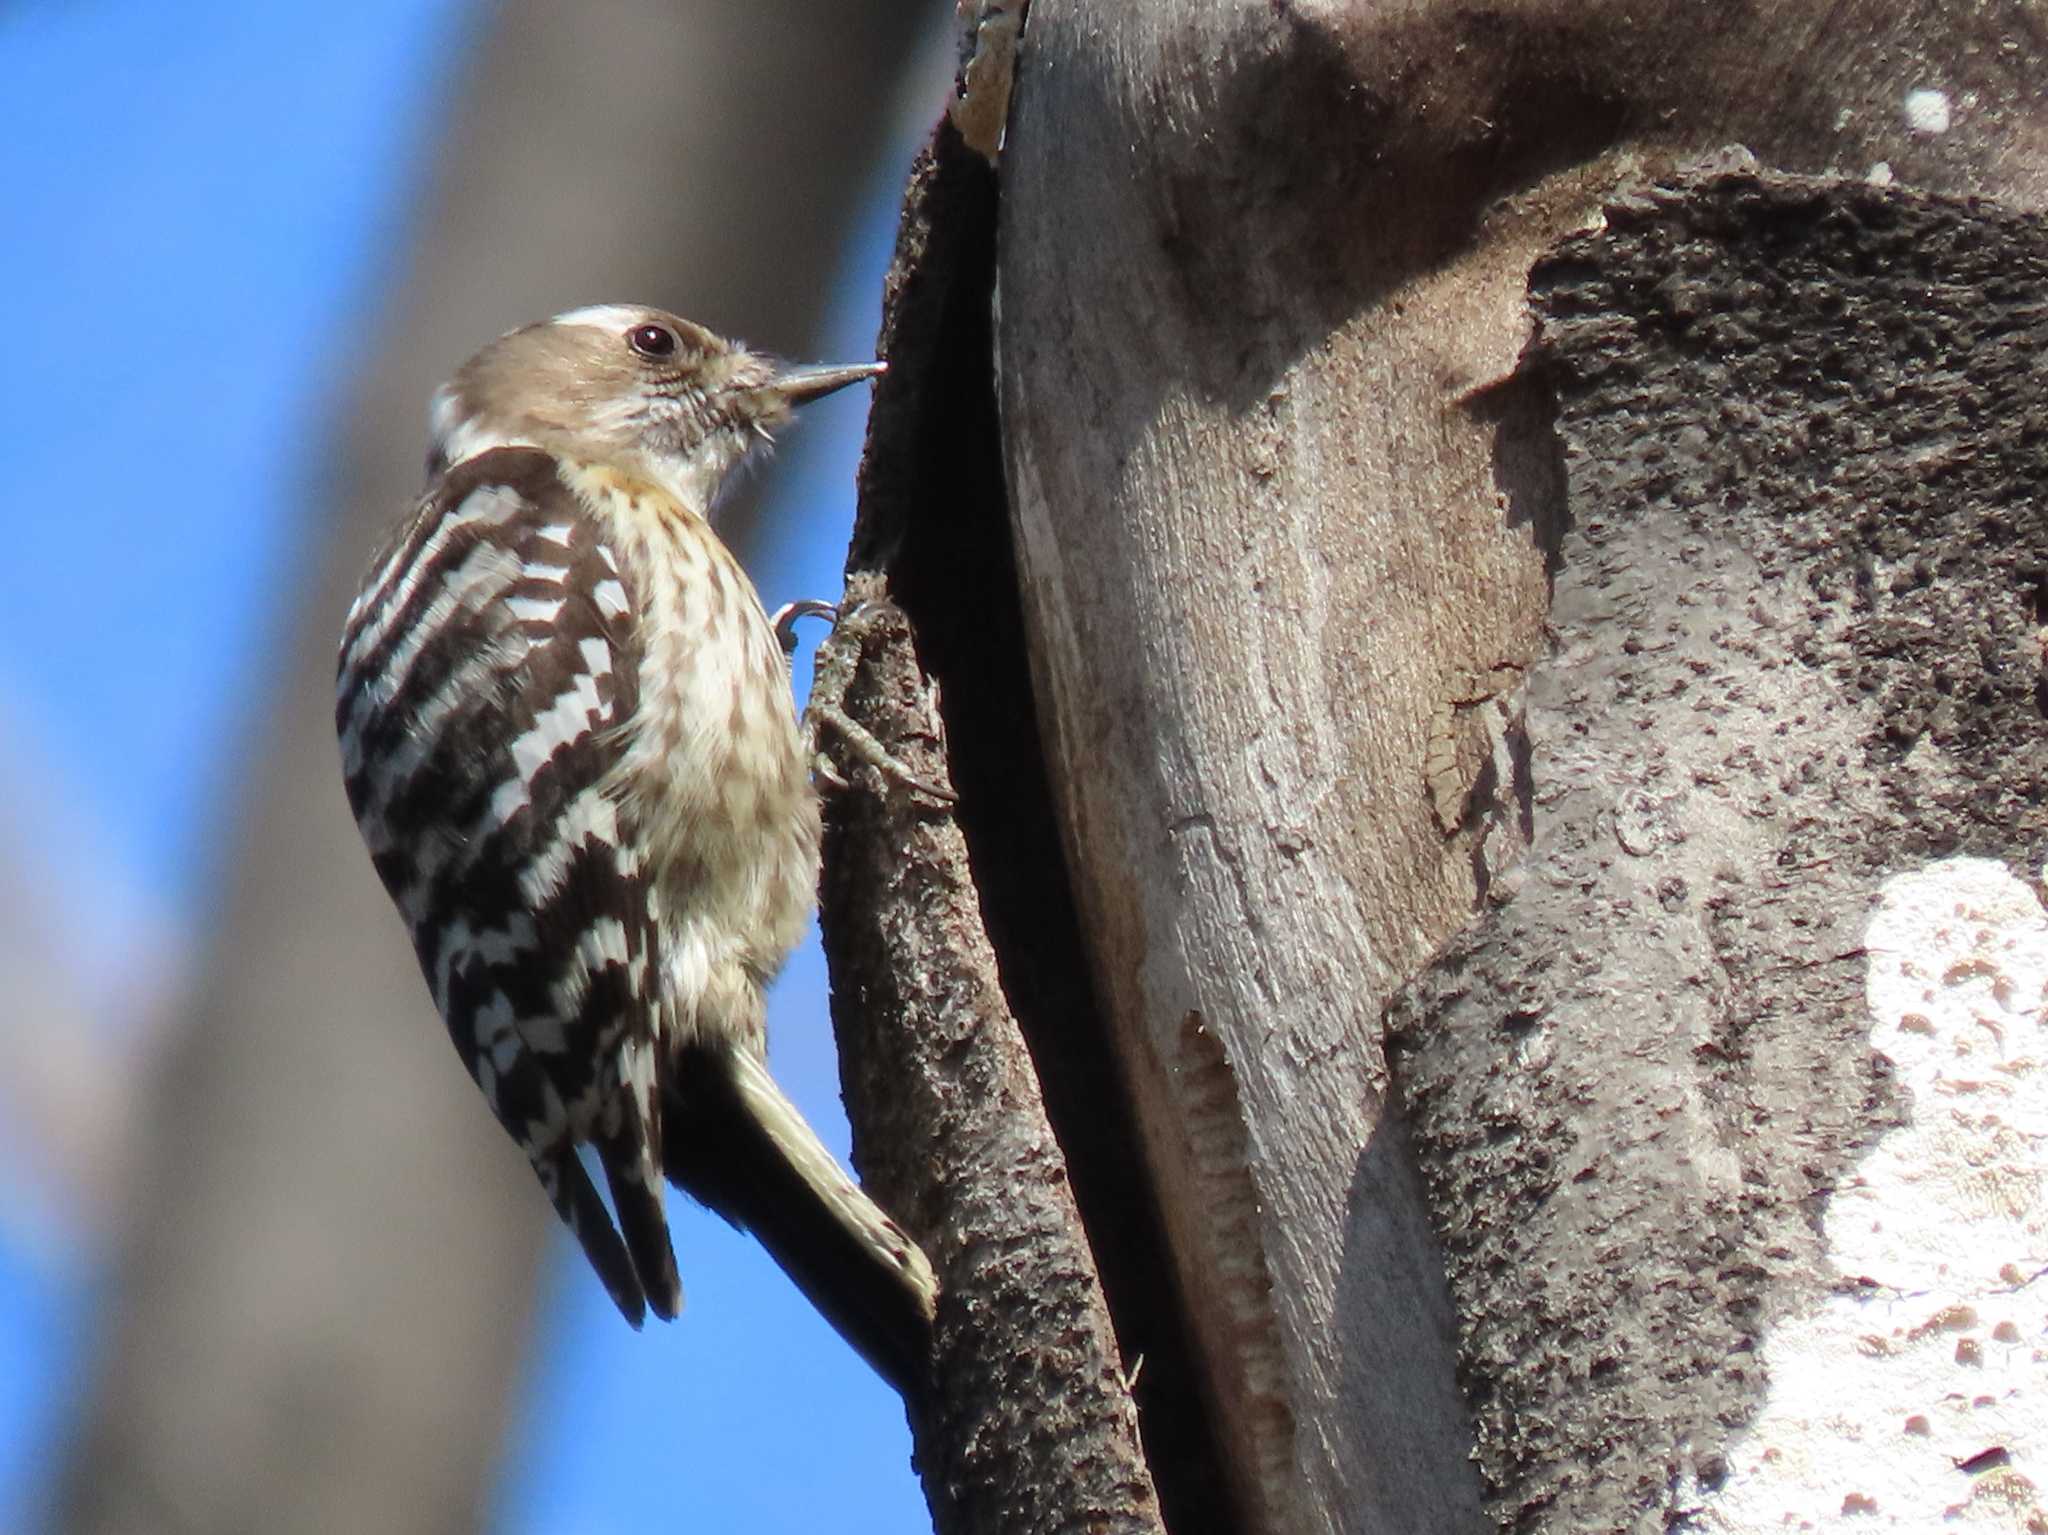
[[768, 359, 886, 407]]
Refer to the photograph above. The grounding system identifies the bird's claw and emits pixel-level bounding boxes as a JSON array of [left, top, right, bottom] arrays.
[[771, 598, 841, 656]]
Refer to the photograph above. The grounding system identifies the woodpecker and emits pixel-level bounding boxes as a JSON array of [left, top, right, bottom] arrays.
[[335, 304, 936, 1393]]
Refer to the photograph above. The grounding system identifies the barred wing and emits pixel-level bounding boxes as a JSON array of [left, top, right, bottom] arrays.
[[336, 446, 679, 1325]]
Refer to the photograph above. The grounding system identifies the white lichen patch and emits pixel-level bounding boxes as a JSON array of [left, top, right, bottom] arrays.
[[1690, 857, 2046, 1532], [1905, 88, 1954, 134]]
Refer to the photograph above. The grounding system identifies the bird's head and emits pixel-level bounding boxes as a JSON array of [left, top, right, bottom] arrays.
[[425, 303, 882, 511]]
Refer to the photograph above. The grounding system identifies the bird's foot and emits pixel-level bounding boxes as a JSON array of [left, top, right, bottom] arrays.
[[808, 700, 956, 803], [779, 597, 956, 804]]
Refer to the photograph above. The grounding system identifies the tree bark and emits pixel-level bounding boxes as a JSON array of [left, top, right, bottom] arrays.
[[820, 2, 2048, 1532], [1393, 166, 2048, 1532], [56, 4, 928, 1531]]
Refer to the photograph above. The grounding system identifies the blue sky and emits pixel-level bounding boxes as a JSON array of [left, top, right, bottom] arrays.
[[0, 2, 927, 1529]]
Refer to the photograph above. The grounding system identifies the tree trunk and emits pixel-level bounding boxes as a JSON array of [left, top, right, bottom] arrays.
[[1392, 165, 2048, 1533], [817, 3, 2047, 1532]]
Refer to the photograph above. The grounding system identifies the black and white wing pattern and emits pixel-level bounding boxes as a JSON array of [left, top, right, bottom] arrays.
[[336, 446, 680, 1325]]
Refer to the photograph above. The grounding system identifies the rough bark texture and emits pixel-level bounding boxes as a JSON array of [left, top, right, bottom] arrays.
[[812, 128, 1168, 1535], [977, 3, 2047, 1532], [55, 4, 927, 1530], [1389, 168, 2048, 1533]]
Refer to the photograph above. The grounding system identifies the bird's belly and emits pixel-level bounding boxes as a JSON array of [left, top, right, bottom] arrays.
[[629, 610, 821, 1046]]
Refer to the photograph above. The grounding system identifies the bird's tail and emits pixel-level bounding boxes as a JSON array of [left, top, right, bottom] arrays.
[[531, 1145, 647, 1328], [663, 1043, 938, 1397], [594, 1057, 684, 1324]]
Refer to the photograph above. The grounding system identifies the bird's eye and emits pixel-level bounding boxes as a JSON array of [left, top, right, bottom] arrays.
[[627, 323, 678, 359]]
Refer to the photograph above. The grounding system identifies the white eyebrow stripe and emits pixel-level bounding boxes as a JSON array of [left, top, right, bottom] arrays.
[[550, 304, 647, 332]]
